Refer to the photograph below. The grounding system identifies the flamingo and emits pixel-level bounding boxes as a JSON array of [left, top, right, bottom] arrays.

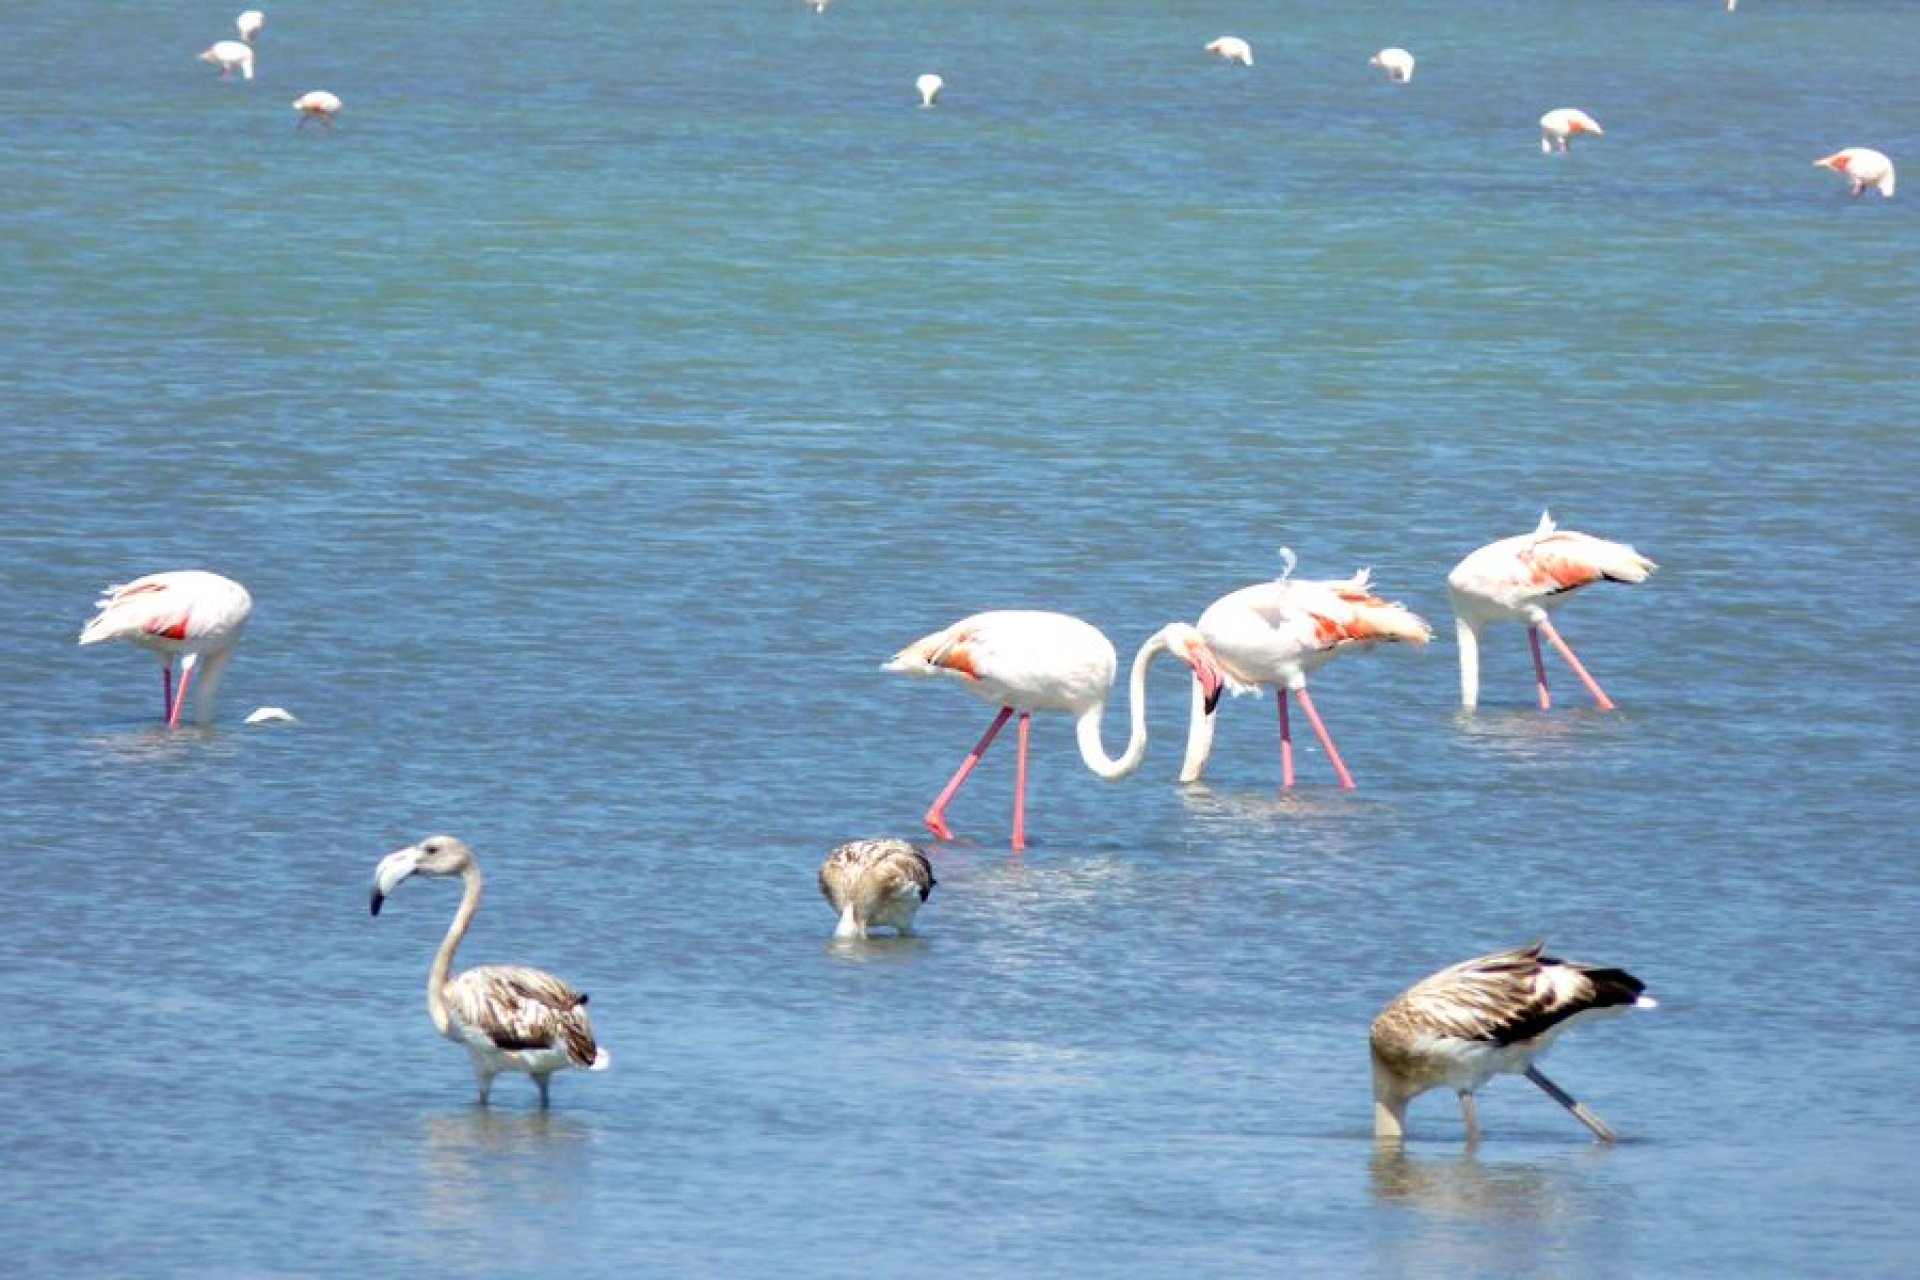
[[1179, 554, 1430, 790], [882, 610, 1225, 851], [819, 839, 936, 940], [1370, 48, 1415, 83], [1540, 108, 1602, 154], [371, 835, 610, 1107], [236, 9, 264, 43], [200, 39, 254, 81], [1371, 941, 1656, 1143], [916, 73, 943, 109], [1448, 512, 1656, 711], [293, 90, 342, 130], [1205, 36, 1253, 67], [78, 570, 253, 727], [1813, 148, 1896, 199]]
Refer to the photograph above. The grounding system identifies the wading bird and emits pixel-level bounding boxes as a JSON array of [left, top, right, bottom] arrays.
[[883, 610, 1224, 851], [916, 73, 943, 108], [1370, 48, 1415, 83], [1206, 36, 1253, 67], [78, 570, 253, 727], [236, 9, 264, 43], [1540, 108, 1602, 154], [819, 839, 936, 939], [371, 835, 609, 1107], [200, 39, 254, 80], [293, 90, 342, 130], [1371, 941, 1655, 1143], [1813, 147, 1895, 199]]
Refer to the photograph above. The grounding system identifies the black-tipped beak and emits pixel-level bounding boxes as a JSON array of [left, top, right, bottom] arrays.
[[370, 888, 385, 917], [1204, 681, 1224, 715]]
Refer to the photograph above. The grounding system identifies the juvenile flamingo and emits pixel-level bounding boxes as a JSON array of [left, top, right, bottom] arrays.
[[883, 610, 1225, 851], [1813, 148, 1896, 199], [1371, 941, 1656, 1143], [371, 835, 610, 1107], [819, 839, 936, 940], [78, 570, 253, 727], [1540, 108, 1602, 154], [1448, 512, 1655, 711], [1180, 554, 1430, 789], [200, 40, 254, 81]]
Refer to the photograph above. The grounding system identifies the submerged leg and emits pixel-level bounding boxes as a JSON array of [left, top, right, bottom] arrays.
[[1537, 618, 1616, 711], [1276, 690, 1295, 788], [474, 1066, 496, 1106], [161, 661, 174, 722], [535, 1073, 552, 1109], [924, 706, 1013, 841], [1292, 686, 1355, 789], [1458, 1090, 1481, 1144], [1010, 712, 1032, 852], [1525, 1064, 1619, 1142], [1529, 626, 1552, 710]]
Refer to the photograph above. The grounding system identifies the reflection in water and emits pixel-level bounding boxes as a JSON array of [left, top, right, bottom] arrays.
[[417, 1109, 592, 1232], [1449, 706, 1624, 764], [823, 933, 931, 963], [1370, 1146, 1578, 1223], [82, 724, 235, 765]]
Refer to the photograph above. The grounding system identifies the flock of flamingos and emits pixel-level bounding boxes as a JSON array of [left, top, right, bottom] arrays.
[[81, 510, 1660, 1141], [150, 0, 1890, 1142]]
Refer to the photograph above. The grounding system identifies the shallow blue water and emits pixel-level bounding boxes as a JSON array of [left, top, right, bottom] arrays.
[[2, 1, 1917, 1275]]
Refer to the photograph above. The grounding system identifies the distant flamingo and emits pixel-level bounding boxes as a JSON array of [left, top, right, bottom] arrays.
[[1370, 48, 1415, 83], [916, 73, 943, 108], [1205, 36, 1254, 67], [293, 90, 342, 130], [1540, 108, 1602, 154], [883, 610, 1225, 851], [1813, 147, 1896, 199], [1448, 512, 1655, 711], [200, 39, 254, 81], [236, 9, 264, 43], [1180, 553, 1430, 790], [78, 570, 253, 727]]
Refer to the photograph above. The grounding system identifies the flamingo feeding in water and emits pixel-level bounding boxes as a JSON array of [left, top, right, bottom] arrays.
[[1205, 36, 1253, 67], [1370, 941, 1656, 1144], [1540, 108, 1602, 154], [293, 90, 342, 130], [371, 835, 610, 1107], [882, 610, 1225, 851], [200, 39, 254, 80], [1447, 511, 1656, 711], [916, 73, 943, 108], [1370, 48, 1415, 83], [78, 570, 253, 727], [236, 9, 264, 43], [1180, 553, 1431, 790], [819, 839, 936, 940], [1813, 148, 1896, 199]]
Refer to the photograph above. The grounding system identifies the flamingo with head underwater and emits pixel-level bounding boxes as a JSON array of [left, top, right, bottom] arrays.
[[1447, 512, 1656, 711], [1179, 551, 1430, 789], [883, 610, 1224, 851], [78, 570, 253, 727]]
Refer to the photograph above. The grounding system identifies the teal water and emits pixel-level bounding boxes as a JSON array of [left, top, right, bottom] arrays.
[[3, 1, 1917, 1275]]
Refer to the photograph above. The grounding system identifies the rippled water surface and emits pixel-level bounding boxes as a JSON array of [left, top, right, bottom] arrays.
[[3, 1, 1917, 1275]]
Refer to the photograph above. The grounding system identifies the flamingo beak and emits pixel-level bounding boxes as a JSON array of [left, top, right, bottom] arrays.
[[1189, 649, 1226, 714], [370, 845, 424, 916]]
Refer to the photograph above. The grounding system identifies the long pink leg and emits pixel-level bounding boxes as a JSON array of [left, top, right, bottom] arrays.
[[1276, 690, 1295, 787], [1292, 686, 1355, 789], [1538, 618, 1616, 711], [1010, 712, 1032, 852], [167, 660, 195, 728], [924, 706, 1013, 840], [1529, 626, 1552, 709]]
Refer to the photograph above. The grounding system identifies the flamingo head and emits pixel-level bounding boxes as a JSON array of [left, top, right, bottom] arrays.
[[1160, 623, 1226, 713], [1814, 151, 1849, 173], [1574, 115, 1602, 137], [370, 834, 475, 915]]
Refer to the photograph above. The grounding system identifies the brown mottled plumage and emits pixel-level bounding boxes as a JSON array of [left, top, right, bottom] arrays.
[[1371, 941, 1654, 1143], [818, 838, 935, 939], [371, 835, 609, 1106]]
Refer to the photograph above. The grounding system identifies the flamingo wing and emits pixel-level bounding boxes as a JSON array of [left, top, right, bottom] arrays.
[[446, 965, 601, 1067]]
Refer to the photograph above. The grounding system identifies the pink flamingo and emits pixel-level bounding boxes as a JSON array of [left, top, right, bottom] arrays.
[[1448, 512, 1655, 711], [78, 570, 253, 726], [883, 610, 1224, 851], [1179, 553, 1431, 789]]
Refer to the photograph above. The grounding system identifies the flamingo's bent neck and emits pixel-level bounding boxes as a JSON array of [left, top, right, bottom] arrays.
[[429, 864, 483, 1038], [1073, 629, 1176, 781]]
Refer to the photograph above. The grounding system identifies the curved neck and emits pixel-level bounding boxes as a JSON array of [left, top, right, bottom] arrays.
[[429, 864, 482, 1036], [1178, 673, 1216, 783], [1074, 633, 1170, 781]]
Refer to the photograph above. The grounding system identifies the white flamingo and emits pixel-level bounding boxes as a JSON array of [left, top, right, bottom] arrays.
[[1180, 554, 1430, 790], [78, 570, 253, 727], [883, 610, 1225, 851], [371, 835, 610, 1107], [819, 839, 936, 939], [236, 10, 264, 43], [292, 90, 342, 130], [1370, 48, 1415, 83], [1205, 36, 1253, 67], [1813, 148, 1895, 199], [1540, 108, 1602, 154], [200, 40, 254, 81], [1447, 512, 1656, 711], [1371, 941, 1656, 1143], [916, 73, 943, 108]]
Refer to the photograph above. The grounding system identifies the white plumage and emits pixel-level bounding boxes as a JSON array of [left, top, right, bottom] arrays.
[[1205, 36, 1253, 67], [200, 39, 254, 81], [916, 73, 944, 109], [1370, 48, 1415, 83], [1814, 147, 1895, 199], [78, 570, 253, 726], [1540, 107, 1602, 154], [293, 90, 342, 130], [236, 10, 265, 43]]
